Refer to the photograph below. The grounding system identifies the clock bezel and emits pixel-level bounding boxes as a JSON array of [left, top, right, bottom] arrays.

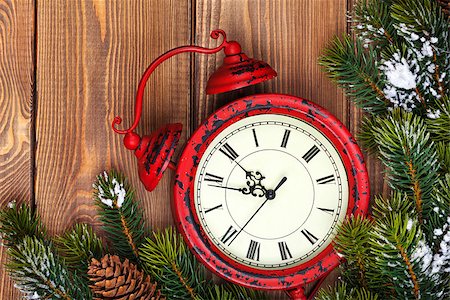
[[173, 94, 370, 290]]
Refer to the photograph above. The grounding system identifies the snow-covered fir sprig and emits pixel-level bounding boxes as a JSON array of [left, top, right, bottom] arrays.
[[7, 236, 91, 300], [321, 0, 449, 117], [93, 170, 147, 264], [319, 0, 450, 298]]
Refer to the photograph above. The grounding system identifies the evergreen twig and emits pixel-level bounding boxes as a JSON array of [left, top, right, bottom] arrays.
[[319, 35, 388, 114], [54, 223, 104, 275], [371, 110, 440, 228], [0, 201, 45, 247], [93, 170, 147, 264], [140, 227, 263, 300], [7, 236, 91, 300]]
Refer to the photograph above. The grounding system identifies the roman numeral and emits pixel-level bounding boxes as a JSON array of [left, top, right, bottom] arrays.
[[221, 226, 238, 245], [301, 229, 318, 245], [316, 175, 335, 184], [204, 204, 223, 213], [252, 129, 259, 147], [302, 145, 320, 163], [203, 173, 224, 184], [219, 143, 239, 162], [281, 130, 291, 148], [246, 240, 260, 261], [278, 241, 292, 260], [318, 207, 334, 215]]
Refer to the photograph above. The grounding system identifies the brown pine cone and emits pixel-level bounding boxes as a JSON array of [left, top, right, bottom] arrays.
[[438, 0, 450, 19], [88, 254, 164, 300]]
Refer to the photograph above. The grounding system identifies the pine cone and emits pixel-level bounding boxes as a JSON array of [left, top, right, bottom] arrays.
[[438, 0, 450, 19], [88, 254, 164, 300]]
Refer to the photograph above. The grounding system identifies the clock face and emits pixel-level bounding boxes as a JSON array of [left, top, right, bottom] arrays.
[[194, 114, 349, 269], [174, 94, 369, 289]]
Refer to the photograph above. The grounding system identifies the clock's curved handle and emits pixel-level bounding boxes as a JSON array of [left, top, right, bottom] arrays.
[[111, 30, 230, 135]]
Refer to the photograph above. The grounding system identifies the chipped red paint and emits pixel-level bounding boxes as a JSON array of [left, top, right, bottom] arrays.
[[131, 123, 182, 191], [173, 94, 370, 295]]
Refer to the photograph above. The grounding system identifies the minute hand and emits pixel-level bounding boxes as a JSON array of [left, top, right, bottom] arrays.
[[227, 176, 287, 245], [209, 185, 244, 192]]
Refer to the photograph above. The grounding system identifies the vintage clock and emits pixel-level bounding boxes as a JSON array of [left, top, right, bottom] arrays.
[[112, 30, 370, 299]]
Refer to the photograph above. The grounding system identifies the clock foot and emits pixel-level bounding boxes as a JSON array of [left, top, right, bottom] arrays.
[[285, 286, 306, 300]]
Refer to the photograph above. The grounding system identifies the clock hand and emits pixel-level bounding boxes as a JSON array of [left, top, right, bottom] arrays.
[[209, 185, 244, 192], [227, 177, 287, 245], [235, 160, 250, 175], [274, 176, 287, 192]]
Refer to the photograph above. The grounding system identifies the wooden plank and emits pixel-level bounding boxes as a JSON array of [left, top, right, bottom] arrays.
[[35, 0, 191, 238], [194, 0, 347, 298], [0, 0, 34, 298], [194, 0, 348, 126]]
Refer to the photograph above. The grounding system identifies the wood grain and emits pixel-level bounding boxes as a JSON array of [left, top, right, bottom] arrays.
[[194, 0, 348, 298], [35, 0, 191, 235], [0, 0, 388, 298], [0, 0, 34, 298]]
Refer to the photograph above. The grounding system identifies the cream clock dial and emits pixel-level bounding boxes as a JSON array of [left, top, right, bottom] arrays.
[[194, 114, 349, 269]]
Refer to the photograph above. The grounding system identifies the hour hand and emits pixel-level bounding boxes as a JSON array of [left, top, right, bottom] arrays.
[[209, 185, 245, 193]]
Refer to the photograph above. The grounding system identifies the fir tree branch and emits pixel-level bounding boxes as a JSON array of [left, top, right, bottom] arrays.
[[54, 223, 104, 275], [319, 35, 389, 113], [370, 110, 440, 227], [397, 243, 420, 299], [140, 227, 204, 299], [93, 170, 146, 264], [391, 0, 450, 100], [370, 212, 422, 299], [7, 236, 91, 300], [205, 284, 266, 300], [333, 216, 374, 289], [140, 227, 263, 300], [353, 0, 396, 47], [427, 96, 450, 143], [0, 201, 46, 247], [316, 282, 379, 300], [436, 142, 450, 174]]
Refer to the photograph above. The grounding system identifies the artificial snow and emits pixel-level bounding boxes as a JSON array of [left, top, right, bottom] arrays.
[[95, 172, 127, 208], [112, 178, 126, 208], [411, 240, 433, 273], [410, 33, 419, 41], [406, 219, 414, 231], [383, 57, 417, 90], [426, 109, 441, 119]]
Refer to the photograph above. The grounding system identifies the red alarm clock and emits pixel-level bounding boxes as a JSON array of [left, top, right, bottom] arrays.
[[112, 30, 370, 299]]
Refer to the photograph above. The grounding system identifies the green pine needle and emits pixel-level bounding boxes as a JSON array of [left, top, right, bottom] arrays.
[[140, 227, 206, 299], [205, 284, 267, 300], [0, 202, 46, 248], [7, 236, 91, 300], [353, 0, 396, 48], [319, 35, 388, 114], [334, 216, 374, 289], [370, 211, 422, 299], [436, 142, 450, 174], [93, 170, 146, 264], [316, 282, 379, 300], [54, 223, 104, 275], [371, 109, 440, 228], [140, 227, 264, 300], [427, 96, 450, 144]]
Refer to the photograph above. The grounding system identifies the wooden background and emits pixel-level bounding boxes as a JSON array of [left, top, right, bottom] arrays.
[[0, 0, 387, 298]]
